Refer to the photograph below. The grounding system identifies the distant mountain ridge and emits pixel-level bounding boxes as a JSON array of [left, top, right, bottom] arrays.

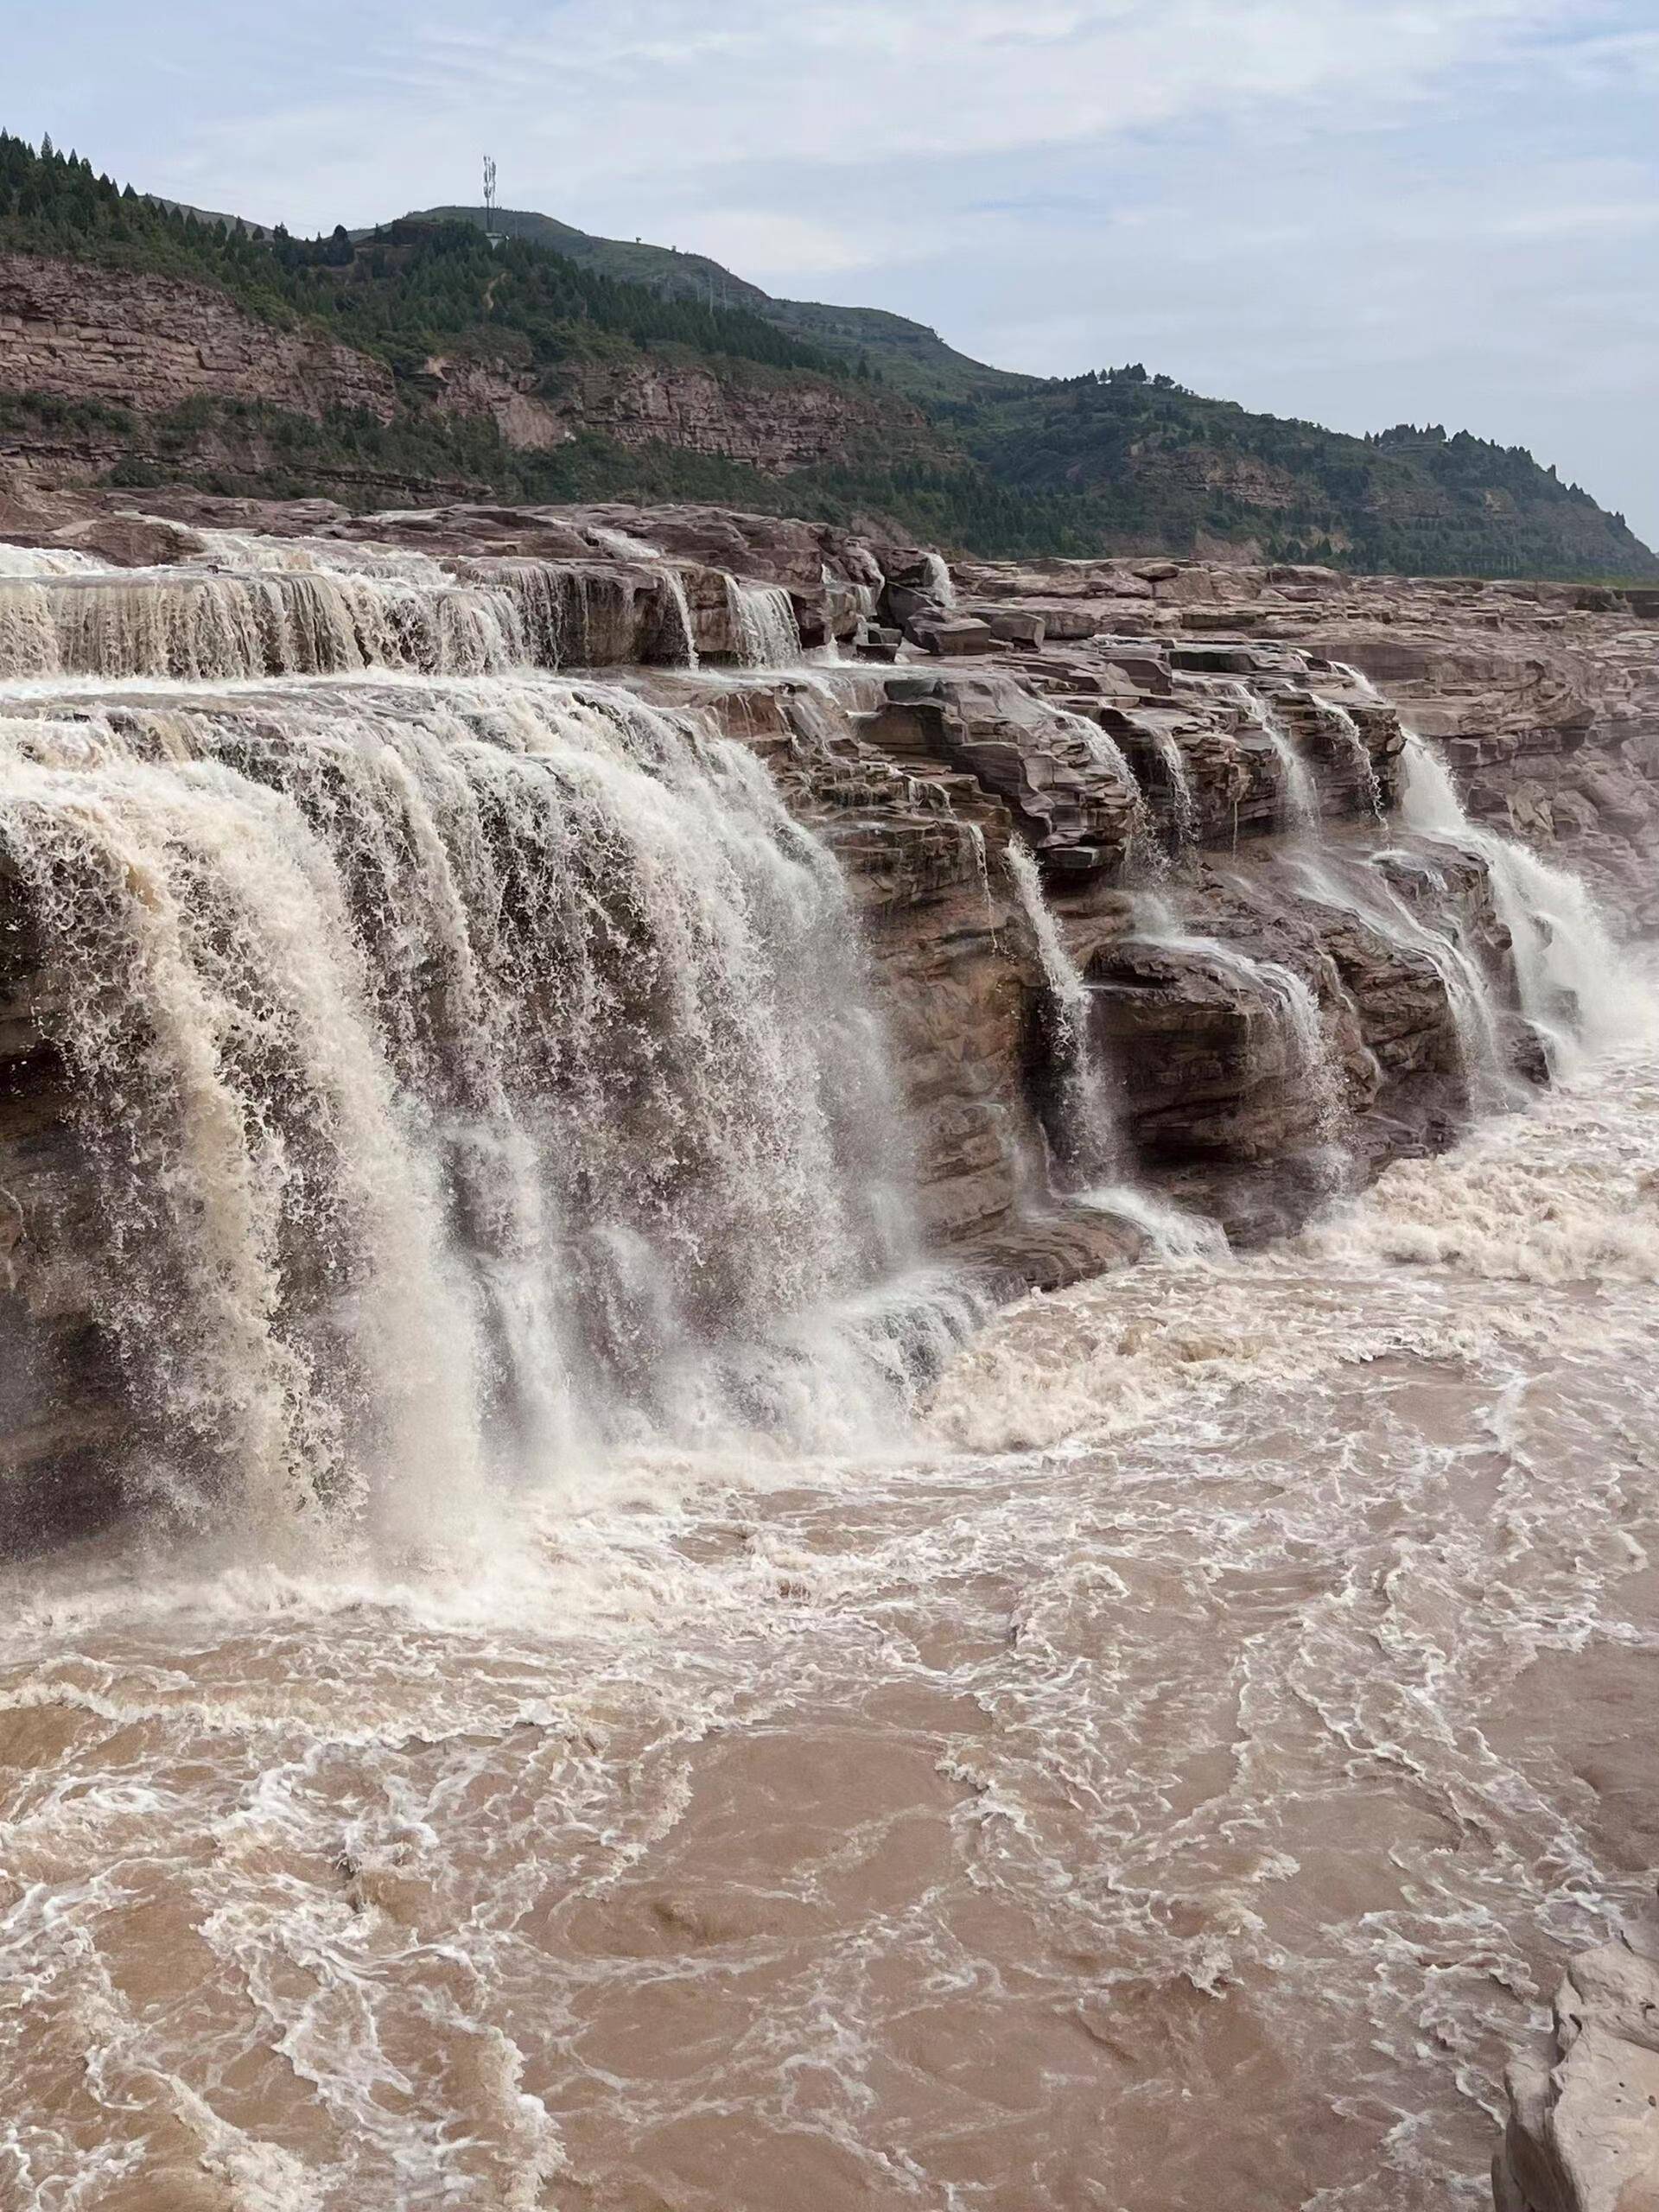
[[0, 135, 1650, 579]]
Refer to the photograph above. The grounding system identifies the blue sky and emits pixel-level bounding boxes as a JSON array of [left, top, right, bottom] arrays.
[[11, 1, 1659, 546]]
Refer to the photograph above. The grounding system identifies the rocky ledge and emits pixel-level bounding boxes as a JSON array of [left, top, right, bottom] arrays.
[[1496, 1929, 1659, 2212]]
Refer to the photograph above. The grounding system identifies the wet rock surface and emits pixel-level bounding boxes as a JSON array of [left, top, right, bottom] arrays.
[[1495, 1929, 1659, 2212]]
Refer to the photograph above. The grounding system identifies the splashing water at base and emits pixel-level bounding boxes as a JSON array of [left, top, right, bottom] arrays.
[[921, 551, 957, 611]]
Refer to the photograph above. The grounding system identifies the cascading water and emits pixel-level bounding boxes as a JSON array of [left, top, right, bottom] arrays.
[[0, 568, 524, 683], [1291, 846, 1518, 1111], [1050, 702, 1160, 864], [1333, 642, 1637, 1068], [1135, 893, 1350, 1175], [0, 542, 103, 577], [728, 578, 803, 668], [1006, 848, 1217, 1249], [1399, 734, 1640, 1070], [1006, 842, 1122, 1183], [1313, 690, 1385, 822], [0, 544, 950, 1541], [1141, 724, 1199, 853], [1226, 681, 1320, 836]]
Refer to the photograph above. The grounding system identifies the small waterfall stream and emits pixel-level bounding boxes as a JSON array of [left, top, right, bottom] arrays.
[[1399, 734, 1638, 1070], [1225, 681, 1320, 835], [728, 579, 803, 668], [1006, 842, 1122, 1185], [1293, 847, 1517, 1109], [1135, 893, 1351, 1177], [1313, 691, 1385, 822]]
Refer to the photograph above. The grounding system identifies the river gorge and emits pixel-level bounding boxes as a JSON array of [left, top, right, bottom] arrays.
[[1, 492, 1656, 2210]]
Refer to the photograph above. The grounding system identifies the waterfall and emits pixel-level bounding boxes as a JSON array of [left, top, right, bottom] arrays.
[[195, 530, 456, 584], [1399, 735, 1641, 1071], [1006, 842, 1122, 1184], [1051, 704, 1159, 863], [657, 568, 701, 669], [922, 553, 957, 612], [0, 541, 103, 578], [1313, 692, 1384, 822], [1142, 725, 1198, 853], [1227, 682, 1319, 836], [0, 669, 931, 1535], [1292, 848, 1516, 1110], [0, 569, 524, 683], [728, 579, 803, 668]]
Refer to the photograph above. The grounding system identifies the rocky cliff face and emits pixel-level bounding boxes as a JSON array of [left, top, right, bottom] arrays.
[[0, 251, 397, 425], [0, 250, 933, 498], [953, 551, 1659, 922], [424, 352, 930, 474]]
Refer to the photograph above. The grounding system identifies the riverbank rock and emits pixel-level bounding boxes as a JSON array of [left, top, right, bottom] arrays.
[[1495, 1931, 1659, 2212]]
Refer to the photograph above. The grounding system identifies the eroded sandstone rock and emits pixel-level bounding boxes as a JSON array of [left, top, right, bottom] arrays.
[[1495, 1933, 1659, 2212]]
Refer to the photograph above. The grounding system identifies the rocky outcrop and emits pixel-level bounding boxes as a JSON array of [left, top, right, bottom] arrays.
[[954, 551, 1659, 922], [0, 251, 397, 423], [1495, 1930, 1659, 2212], [550, 359, 928, 475]]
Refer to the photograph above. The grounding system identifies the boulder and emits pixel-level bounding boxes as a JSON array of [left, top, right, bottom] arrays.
[[986, 610, 1047, 648], [54, 514, 208, 569], [1495, 1934, 1659, 2212], [909, 618, 996, 658]]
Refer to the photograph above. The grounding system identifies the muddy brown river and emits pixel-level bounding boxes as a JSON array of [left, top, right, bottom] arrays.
[[4, 1046, 1659, 2212]]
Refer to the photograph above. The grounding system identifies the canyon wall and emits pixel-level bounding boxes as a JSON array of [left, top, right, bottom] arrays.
[[426, 351, 931, 474], [0, 251, 931, 495], [0, 250, 397, 423]]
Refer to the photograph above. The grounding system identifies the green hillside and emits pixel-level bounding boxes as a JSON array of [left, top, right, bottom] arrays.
[[2, 136, 1654, 579], [960, 367, 1659, 579], [416, 205, 1033, 405]]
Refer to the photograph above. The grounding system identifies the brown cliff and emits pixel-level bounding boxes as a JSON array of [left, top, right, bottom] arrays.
[[0, 251, 397, 423]]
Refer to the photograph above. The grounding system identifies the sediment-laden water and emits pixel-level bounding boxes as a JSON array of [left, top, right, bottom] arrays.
[[3, 1031, 1657, 2210], [2, 530, 1655, 2212]]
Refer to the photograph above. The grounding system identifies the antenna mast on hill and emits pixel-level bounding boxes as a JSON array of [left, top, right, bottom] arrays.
[[482, 155, 502, 244]]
